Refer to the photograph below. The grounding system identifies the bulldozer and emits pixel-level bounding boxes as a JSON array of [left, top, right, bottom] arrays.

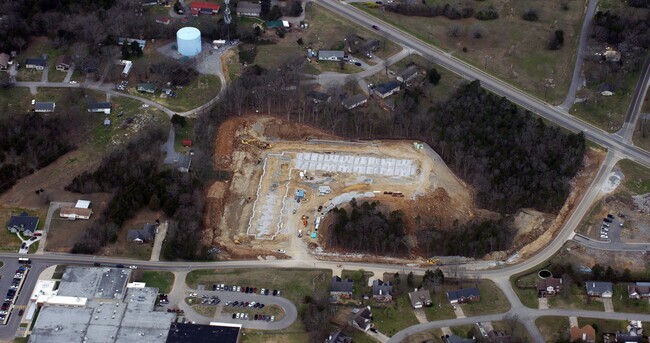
[[241, 137, 272, 149], [426, 258, 440, 265]]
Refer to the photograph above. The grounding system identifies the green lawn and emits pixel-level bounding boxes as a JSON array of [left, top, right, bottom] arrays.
[[351, 0, 584, 104], [450, 324, 475, 339], [422, 289, 456, 321], [388, 54, 467, 102], [0, 207, 44, 252], [460, 280, 511, 316], [16, 66, 43, 82], [612, 284, 650, 314], [577, 317, 628, 338], [372, 295, 419, 337], [548, 283, 604, 311], [127, 75, 221, 112], [617, 159, 650, 195], [16, 37, 65, 82], [0, 87, 31, 116], [173, 119, 195, 151], [136, 271, 174, 293], [535, 316, 571, 343], [341, 269, 374, 297]]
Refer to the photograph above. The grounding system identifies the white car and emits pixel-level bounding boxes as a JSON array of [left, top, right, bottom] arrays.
[[249, 302, 256, 307], [277, 249, 286, 254], [141, 104, 150, 108], [189, 293, 198, 297], [270, 316, 275, 322], [129, 265, 137, 269], [236, 313, 241, 319], [69, 81, 77, 84], [236, 286, 241, 292], [600, 234, 608, 239], [244, 313, 249, 320]]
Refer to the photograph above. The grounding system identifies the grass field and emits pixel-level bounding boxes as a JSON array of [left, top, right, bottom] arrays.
[[548, 283, 605, 311], [536, 316, 571, 343], [135, 271, 174, 293], [633, 102, 650, 151], [460, 280, 511, 316], [372, 295, 419, 337], [341, 269, 374, 296], [127, 75, 220, 112], [617, 159, 650, 195], [0, 208, 43, 252], [16, 37, 64, 82], [0, 87, 31, 115], [352, 0, 584, 104], [612, 284, 650, 314], [511, 271, 541, 309]]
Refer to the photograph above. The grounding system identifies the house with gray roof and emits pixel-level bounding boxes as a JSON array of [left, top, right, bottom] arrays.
[[178, 155, 192, 173], [585, 281, 613, 298], [26, 57, 47, 70], [127, 223, 157, 243], [0, 53, 10, 69], [33, 101, 56, 113], [7, 212, 39, 236], [372, 81, 400, 99], [318, 50, 345, 62], [237, 1, 262, 17], [396, 65, 419, 83], [445, 335, 475, 343], [447, 287, 480, 304], [341, 94, 368, 110], [87, 102, 112, 114], [350, 306, 372, 332], [307, 90, 331, 104], [330, 276, 353, 299], [372, 279, 393, 302], [408, 288, 432, 309], [326, 331, 352, 343], [628, 282, 650, 299]]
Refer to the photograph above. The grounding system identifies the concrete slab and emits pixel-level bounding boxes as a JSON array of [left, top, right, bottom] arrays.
[[569, 316, 578, 327], [603, 298, 614, 312], [538, 297, 549, 310], [453, 305, 466, 318], [413, 309, 428, 324]]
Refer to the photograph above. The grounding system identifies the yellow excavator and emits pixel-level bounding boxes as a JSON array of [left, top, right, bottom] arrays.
[[241, 137, 272, 149], [427, 258, 440, 265]]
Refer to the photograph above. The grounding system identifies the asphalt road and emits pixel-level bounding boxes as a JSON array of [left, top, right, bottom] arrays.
[[621, 56, 650, 142], [560, 0, 598, 110], [316, 0, 650, 171], [573, 234, 650, 251]]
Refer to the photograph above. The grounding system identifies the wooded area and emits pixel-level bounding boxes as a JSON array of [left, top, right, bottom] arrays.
[[0, 113, 76, 194], [324, 199, 408, 256]]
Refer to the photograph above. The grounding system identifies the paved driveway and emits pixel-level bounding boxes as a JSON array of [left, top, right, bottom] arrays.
[[37, 202, 75, 254], [182, 289, 298, 330]]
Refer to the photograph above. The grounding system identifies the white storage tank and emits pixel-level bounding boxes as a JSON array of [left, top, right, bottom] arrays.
[[177, 27, 202, 57]]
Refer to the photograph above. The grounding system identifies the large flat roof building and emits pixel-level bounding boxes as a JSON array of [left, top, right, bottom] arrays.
[[166, 322, 242, 343], [57, 267, 131, 301]]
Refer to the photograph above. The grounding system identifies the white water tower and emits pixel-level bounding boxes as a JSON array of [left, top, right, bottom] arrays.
[[176, 27, 202, 57]]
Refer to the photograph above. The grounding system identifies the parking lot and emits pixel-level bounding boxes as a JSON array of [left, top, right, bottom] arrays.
[[598, 213, 624, 242], [184, 286, 297, 330], [0, 261, 30, 325]]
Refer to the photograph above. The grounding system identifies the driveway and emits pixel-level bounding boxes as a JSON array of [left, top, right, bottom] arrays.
[[181, 289, 298, 330], [37, 201, 74, 254], [150, 221, 168, 262], [161, 127, 181, 164]]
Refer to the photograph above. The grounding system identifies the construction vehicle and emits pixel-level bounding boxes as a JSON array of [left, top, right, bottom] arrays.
[[426, 258, 440, 265], [241, 137, 272, 149]]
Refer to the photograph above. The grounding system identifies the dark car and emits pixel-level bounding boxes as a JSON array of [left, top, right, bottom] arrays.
[[116, 264, 125, 268], [355, 62, 362, 66], [244, 302, 249, 307], [94, 262, 101, 266], [259, 304, 265, 309], [272, 290, 278, 296], [254, 314, 259, 320], [372, 25, 379, 30], [232, 313, 237, 319], [375, 1, 383, 4], [212, 285, 217, 291], [18, 309, 24, 316], [265, 289, 270, 295]]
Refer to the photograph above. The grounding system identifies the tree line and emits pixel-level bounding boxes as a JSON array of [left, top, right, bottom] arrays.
[[384, 3, 498, 21], [0, 112, 76, 194]]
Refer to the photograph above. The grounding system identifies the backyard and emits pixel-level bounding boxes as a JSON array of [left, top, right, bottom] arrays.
[[127, 75, 221, 112], [536, 316, 571, 343], [0, 87, 31, 115]]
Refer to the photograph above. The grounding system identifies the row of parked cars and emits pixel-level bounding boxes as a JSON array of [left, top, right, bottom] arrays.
[[211, 284, 281, 296], [224, 301, 265, 309], [1, 265, 28, 323], [600, 214, 622, 240], [231, 312, 275, 321]]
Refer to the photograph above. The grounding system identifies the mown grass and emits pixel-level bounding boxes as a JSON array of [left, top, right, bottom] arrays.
[[137, 271, 174, 293], [536, 316, 571, 343]]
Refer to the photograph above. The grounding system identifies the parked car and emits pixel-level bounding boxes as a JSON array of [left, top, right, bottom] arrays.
[[372, 25, 379, 30], [259, 304, 265, 309], [18, 309, 24, 316], [236, 313, 241, 319], [232, 313, 237, 319], [129, 265, 137, 269], [116, 264, 125, 268], [94, 262, 101, 266], [270, 316, 275, 322]]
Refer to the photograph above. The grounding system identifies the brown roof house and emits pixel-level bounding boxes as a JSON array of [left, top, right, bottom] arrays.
[[349, 306, 373, 332], [59, 207, 93, 220], [408, 288, 432, 309], [628, 282, 650, 299], [487, 330, 511, 343], [535, 277, 562, 297], [569, 325, 596, 343], [56, 55, 71, 71]]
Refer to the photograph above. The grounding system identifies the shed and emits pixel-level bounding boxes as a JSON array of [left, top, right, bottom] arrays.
[[237, 1, 261, 17], [75, 200, 91, 209], [87, 102, 112, 114], [137, 83, 156, 93]]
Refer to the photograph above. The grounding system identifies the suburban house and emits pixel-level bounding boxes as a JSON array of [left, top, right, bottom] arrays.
[[371, 280, 393, 302], [178, 155, 192, 173], [396, 65, 419, 83], [236, 1, 261, 17], [585, 281, 613, 298], [628, 282, 650, 299], [116, 60, 133, 78], [7, 212, 39, 237], [87, 102, 112, 114], [182, 140, 193, 147], [55, 55, 71, 71], [535, 277, 563, 297], [447, 287, 481, 304], [349, 306, 372, 332], [569, 325, 596, 343], [190, 1, 220, 15], [137, 83, 156, 94], [318, 50, 345, 62], [142, 0, 159, 6], [32, 101, 56, 113], [372, 81, 400, 99], [118, 38, 147, 50], [0, 53, 11, 69], [359, 39, 380, 55], [408, 288, 432, 309], [613, 321, 644, 343], [444, 335, 475, 343], [326, 331, 352, 343], [487, 330, 512, 343], [127, 223, 158, 244], [25, 57, 47, 70], [330, 276, 354, 300], [59, 207, 93, 220], [307, 90, 331, 104], [341, 94, 368, 110]]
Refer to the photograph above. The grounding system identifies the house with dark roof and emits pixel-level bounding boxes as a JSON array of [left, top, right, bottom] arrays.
[[141, 0, 159, 6], [87, 102, 112, 114], [178, 155, 192, 173], [0, 53, 10, 69], [444, 335, 475, 343], [341, 94, 368, 110], [56, 55, 71, 71], [7, 212, 39, 236], [628, 282, 650, 299], [330, 276, 353, 299], [487, 330, 511, 343], [372, 280, 393, 302], [166, 322, 241, 343], [307, 91, 331, 104], [118, 38, 147, 49], [33, 101, 56, 113], [535, 277, 562, 297], [585, 281, 613, 298], [190, 1, 220, 15], [350, 306, 372, 332], [326, 331, 352, 343], [25, 57, 47, 70], [237, 1, 261, 17], [372, 81, 400, 99], [318, 50, 346, 62], [137, 83, 156, 94], [396, 65, 419, 83], [127, 223, 157, 244], [569, 325, 596, 343], [408, 288, 432, 309], [447, 287, 480, 304]]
